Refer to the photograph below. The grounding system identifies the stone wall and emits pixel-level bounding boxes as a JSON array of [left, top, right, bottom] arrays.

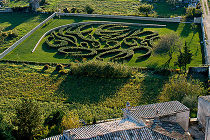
[[197, 97, 210, 129], [201, 17, 209, 65], [205, 116, 210, 140], [57, 12, 181, 23], [0, 7, 12, 12]]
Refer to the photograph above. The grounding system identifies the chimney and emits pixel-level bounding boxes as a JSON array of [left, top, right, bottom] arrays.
[[124, 101, 131, 118]]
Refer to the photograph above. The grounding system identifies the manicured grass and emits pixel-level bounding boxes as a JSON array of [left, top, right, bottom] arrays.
[[0, 63, 169, 122], [0, 13, 49, 53], [3, 15, 203, 68]]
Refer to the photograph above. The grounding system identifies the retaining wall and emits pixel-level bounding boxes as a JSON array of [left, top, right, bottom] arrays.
[[201, 17, 209, 65], [0, 13, 56, 59], [0, 8, 12, 13], [57, 12, 181, 23]]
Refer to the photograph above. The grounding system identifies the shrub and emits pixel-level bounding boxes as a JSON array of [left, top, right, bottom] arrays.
[[186, 7, 202, 18], [159, 75, 205, 102], [7, 29, 18, 39], [138, 4, 153, 16], [42, 64, 50, 71], [63, 8, 70, 13], [71, 60, 132, 78], [59, 70, 68, 75], [55, 64, 63, 71], [13, 99, 42, 140], [182, 95, 198, 110], [61, 112, 81, 131], [154, 33, 181, 54], [44, 110, 64, 128], [85, 5, 94, 14]]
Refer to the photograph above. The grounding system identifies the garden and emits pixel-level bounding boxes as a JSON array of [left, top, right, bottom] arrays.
[[2, 14, 203, 69]]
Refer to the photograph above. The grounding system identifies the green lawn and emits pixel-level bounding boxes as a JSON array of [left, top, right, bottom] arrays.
[[3, 15, 203, 68], [0, 13, 49, 53]]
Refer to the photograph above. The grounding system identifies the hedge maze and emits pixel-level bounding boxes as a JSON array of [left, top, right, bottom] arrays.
[[45, 23, 159, 62]]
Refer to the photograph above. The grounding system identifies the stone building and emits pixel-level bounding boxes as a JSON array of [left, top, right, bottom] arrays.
[[197, 95, 210, 140], [123, 101, 190, 131]]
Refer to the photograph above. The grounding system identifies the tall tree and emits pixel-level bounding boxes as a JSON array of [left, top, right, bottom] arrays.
[[13, 99, 42, 140], [176, 42, 193, 72]]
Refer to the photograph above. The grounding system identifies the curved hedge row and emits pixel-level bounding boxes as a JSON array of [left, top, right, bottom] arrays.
[[44, 23, 159, 62]]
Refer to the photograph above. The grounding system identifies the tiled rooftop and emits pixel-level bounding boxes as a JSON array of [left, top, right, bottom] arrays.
[[63, 118, 144, 139], [64, 126, 175, 140], [125, 101, 189, 120]]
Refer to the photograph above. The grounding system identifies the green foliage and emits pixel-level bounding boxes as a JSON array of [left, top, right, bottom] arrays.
[[55, 64, 63, 71], [186, 7, 202, 18], [182, 94, 198, 110], [61, 112, 81, 131], [13, 99, 42, 140], [85, 5, 94, 14], [154, 33, 181, 55], [44, 110, 64, 128], [175, 42, 192, 72], [159, 74, 205, 102], [0, 114, 14, 140], [138, 4, 153, 16], [71, 60, 132, 78]]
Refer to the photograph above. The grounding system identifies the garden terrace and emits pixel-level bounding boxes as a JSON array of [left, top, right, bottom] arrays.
[[2, 15, 204, 68]]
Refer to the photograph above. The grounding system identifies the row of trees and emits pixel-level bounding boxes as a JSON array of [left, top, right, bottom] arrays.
[[154, 33, 192, 72], [0, 99, 81, 140]]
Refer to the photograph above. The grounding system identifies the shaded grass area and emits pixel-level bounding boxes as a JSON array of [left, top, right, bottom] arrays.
[[0, 13, 49, 53], [0, 63, 169, 122], [3, 15, 203, 68]]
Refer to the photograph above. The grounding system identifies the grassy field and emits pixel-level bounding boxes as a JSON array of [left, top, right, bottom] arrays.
[[6, 0, 186, 17], [3, 15, 203, 68], [0, 13, 49, 53], [0, 63, 170, 123]]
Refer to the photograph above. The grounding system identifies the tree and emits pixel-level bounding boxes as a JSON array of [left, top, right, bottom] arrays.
[[159, 74, 205, 102], [13, 99, 42, 140], [176, 42, 192, 72], [85, 5, 94, 14], [138, 4, 153, 16], [61, 112, 81, 131], [0, 114, 14, 140]]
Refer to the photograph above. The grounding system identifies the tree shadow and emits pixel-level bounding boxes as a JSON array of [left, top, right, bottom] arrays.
[[0, 13, 48, 31], [138, 72, 170, 104], [54, 74, 129, 104], [180, 23, 192, 37]]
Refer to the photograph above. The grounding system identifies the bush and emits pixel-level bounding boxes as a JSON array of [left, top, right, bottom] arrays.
[[71, 60, 132, 78], [159, 75, 205, 102], [13, 99, 42, 140], [42, 64, 50, 71], [138, 4, 153, 16], [61, 112, 81, 131], [63, 8, 70, 13], [186, 7, 202, 18], [85, 5, 94, 14], [55, 64, 63, 71], [44, 110, 64, 128], [154, 33, 181, 54], [182, 95, 198, 110]]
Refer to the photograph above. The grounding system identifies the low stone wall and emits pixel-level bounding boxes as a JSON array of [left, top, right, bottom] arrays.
[[57, 12, 181, 23], [0, 8, 13, 13], [0, 13, 56, 59], [201, 17, 209, 65], [188, 66, 209, 74]]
